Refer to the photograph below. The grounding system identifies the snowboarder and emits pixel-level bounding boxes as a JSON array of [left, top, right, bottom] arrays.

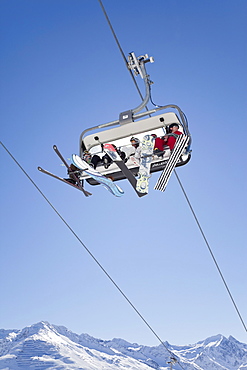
[[164, 123, 183, 151]]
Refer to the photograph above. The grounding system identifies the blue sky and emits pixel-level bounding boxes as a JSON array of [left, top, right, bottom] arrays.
[[1, 0, 247, 346]]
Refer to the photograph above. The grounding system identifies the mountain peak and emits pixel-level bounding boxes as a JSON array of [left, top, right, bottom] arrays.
[[0, 322, 246, 370], [199, 333, 225, 346]]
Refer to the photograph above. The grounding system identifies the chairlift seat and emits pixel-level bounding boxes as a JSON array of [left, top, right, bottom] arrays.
[[79, 110, 191, 185]]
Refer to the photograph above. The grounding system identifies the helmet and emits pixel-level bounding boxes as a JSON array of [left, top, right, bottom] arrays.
[[169, 123, 179, 131], [130, 137, 140, 144]]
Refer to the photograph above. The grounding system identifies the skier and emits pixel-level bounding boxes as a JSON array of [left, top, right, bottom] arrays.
[[164, 123, 182, 150]]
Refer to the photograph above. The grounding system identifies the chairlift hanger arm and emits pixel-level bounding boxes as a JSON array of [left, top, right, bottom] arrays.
[[119, 53, 154, 123]]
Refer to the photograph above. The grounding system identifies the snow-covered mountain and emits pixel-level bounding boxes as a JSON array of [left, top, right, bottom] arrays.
[[0, 321, 246, 370]]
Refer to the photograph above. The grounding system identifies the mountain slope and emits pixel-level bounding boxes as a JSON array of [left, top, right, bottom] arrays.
[[0, 321, 246, 370]]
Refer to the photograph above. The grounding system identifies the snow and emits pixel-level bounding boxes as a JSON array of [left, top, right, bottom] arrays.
[[0, 321, 246, 370]]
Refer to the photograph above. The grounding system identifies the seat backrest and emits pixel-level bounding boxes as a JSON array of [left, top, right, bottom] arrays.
[[82, 112, 181, 151]]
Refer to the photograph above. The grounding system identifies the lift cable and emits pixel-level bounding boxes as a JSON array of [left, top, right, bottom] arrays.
[[98, 0, 150, 113], [97, 0, 247, 335], [0, 141, 182, 366], [174, 170, 247, 332]]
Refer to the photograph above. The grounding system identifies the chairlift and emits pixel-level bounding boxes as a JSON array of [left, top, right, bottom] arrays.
[[79, 52, 192, 185]]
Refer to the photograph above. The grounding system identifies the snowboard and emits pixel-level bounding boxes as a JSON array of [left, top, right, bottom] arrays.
[[103, 143, 147, 197], [154, 134, 189, 192], [136, 135, 155, 193]]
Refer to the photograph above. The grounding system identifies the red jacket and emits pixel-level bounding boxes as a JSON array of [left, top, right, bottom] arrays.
[[165, 131, 182, 150], [154, 137, 165, 151]]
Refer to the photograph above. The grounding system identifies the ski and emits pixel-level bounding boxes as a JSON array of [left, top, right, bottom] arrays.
[[72, 154, 124, 197], [154, 135, 189, 192], [52, 145, 92, 197], [136, 135, 155, 193], [37, 167, 92, 196], [103, 144, 147, 198]]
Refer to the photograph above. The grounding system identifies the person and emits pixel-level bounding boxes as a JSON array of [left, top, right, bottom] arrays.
[[111, 144, 126, 161], [82, 149, 103, 170], [163, 123, 182, 150], [82, 150, 92, 164], [90, 144, 126, 170], [120, 137, 141, 165], [151, 134, 166, 156], [129, 137, 141, 160], [102, 144, 126, 169]]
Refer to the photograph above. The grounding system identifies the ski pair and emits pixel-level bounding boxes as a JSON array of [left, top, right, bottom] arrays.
[[38, 146, 124, 197], [154, 135, 189, 192], [38, 145, 92, 197]]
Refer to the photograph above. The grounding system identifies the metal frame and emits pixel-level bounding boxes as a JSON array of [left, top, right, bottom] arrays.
[[77, 52, 191, 185]]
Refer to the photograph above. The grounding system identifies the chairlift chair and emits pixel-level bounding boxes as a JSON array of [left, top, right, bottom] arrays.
[[78, 53, 192, 185]]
